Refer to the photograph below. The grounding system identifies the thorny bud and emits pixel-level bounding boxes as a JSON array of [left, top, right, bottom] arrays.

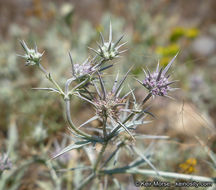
[[19, 40, 43, 66], [89, 22, 127, 61], [0, 153, 12, 172]]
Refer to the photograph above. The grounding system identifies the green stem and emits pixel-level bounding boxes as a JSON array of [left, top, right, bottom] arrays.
[[102, 115, 107, 139], [65, 99, 101, 141], [38, 63, 65, 96], [48, 74, 65, 96], [93, 142, 108, 172]]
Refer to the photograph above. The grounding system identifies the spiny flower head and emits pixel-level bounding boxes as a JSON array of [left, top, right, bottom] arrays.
[[93, 69, 131, 120], [89, 22, 127, 61], [137, 54, 178, 97], [69, 53, 96, 79], [0, 153, 12, 171], [19, 40, 43, 66], [94, 91, 125, 120]]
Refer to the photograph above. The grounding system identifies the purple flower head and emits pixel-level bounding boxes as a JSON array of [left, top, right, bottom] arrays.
[[69, 53, 96, 79], [138, 54, 178, 97], [0, 153, 12, 172]]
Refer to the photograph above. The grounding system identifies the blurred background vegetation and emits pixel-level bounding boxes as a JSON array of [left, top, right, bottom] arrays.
[[0, 0, 216, 189]]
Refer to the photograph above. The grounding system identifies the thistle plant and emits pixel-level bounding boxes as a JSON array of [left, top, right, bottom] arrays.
[[18, 23, 215, 189]]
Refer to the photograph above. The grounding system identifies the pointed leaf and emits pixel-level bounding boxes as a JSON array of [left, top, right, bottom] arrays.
[[99, 32, 104, 45], [98, 72, 106, 100], [114, 67, 132, 96], [134, 134, 169, 140], [132, 147, 160, 176], [115, 119, 135, 141], [112, 71, 119, 93], [162, 52, 178, 75], [114, 35, 124, 48], [78, 115, 99, 129], [109, 21, 112, 43], [116, 41, 127, 50], [32, 87, 60, 93], [52, 140, 91, 159], [69, 52, 75, 76], [88, 47, 100, 55]]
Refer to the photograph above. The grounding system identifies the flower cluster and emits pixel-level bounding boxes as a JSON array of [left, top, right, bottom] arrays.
[[19, 40, 43, 66], [138, 54, 178, 97], [0, 154, 12, 172], [89, 22, 127, 61]]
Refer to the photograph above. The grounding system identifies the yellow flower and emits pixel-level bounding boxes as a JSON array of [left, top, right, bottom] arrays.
[[170, 27, 185, 42], [179, 158, 197, 174], [156, 44, 179, 66], [185, 28, 199, 39], [156, 44, 179, 57]]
